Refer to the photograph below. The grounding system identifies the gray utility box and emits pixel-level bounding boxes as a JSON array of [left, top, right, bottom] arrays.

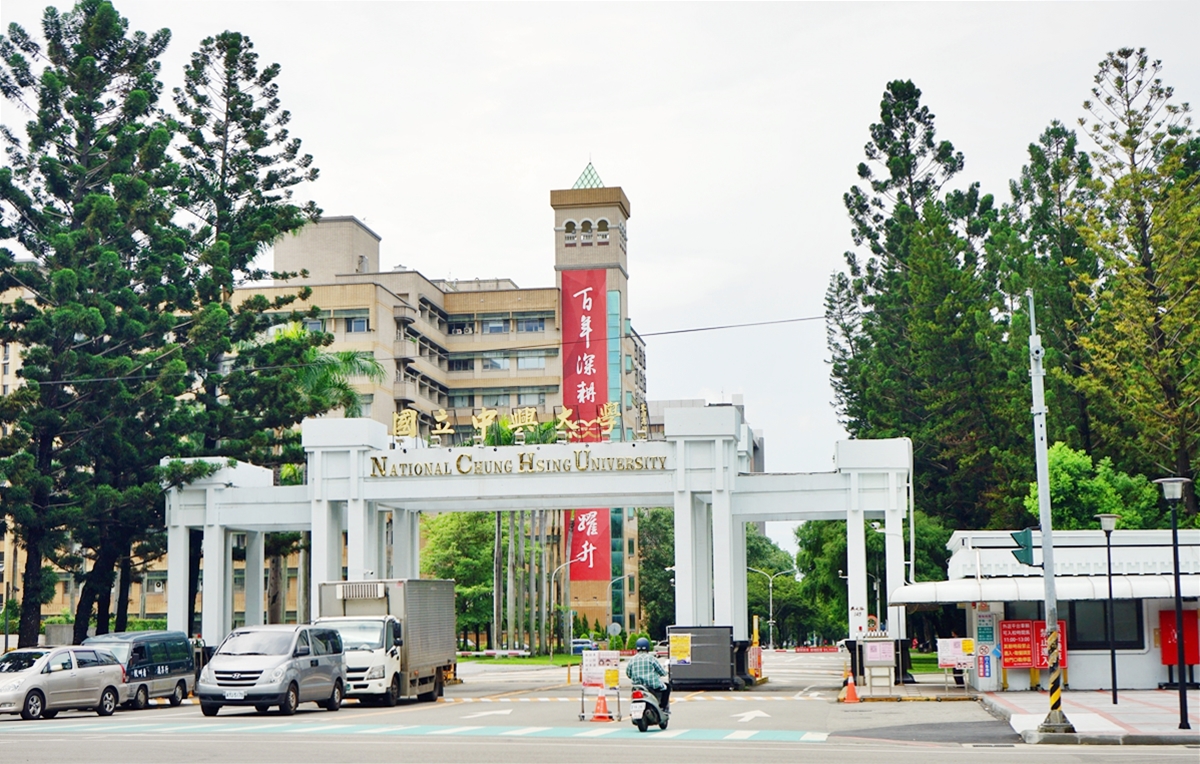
[[666, 625, 747, 690], [316, 579, 456, 701]]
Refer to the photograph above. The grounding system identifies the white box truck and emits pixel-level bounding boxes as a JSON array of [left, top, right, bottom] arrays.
[[315, 579, 456, 705]]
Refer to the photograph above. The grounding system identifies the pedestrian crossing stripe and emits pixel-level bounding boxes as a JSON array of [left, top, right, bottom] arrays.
[[0, 721, 828, 743], [440, 695, 814, 703]]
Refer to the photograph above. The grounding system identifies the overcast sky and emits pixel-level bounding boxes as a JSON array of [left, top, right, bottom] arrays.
[[3, 1, 1197, 553]]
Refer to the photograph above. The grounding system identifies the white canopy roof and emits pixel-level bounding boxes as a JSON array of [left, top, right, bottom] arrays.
[[890, 575, 1200, 604]]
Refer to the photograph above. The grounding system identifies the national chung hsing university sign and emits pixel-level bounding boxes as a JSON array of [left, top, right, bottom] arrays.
[[367, 448, 669, 479]]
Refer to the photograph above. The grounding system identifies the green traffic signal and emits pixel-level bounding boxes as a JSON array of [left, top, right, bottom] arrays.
[[1011, 527, 1036, 566]]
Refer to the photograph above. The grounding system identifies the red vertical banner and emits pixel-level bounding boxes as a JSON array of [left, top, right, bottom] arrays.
[[561, 269, 609, 434], [569, 509, 611, 581], [1033, 620, 1068, 669], [999, 620, 1034, 669], [562, 271, 611, 581]]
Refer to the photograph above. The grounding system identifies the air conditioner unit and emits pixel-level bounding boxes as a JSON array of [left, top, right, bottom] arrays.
[[453, 329, 462, 335], [153, 580, 164, 593]]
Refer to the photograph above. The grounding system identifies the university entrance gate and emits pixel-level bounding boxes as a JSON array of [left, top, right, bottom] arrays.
[[165, 405, 913, 646]]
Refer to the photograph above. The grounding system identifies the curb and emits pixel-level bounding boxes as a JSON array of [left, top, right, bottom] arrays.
[[1021, 730, 1200, 746], [980, 694, 1200, 746]]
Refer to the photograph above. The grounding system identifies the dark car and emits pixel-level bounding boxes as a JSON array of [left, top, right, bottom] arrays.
[[83, 630, 194, 709]]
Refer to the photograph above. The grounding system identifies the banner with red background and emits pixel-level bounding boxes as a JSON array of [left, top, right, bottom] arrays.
[[562, 269, 611, 580], [561, 269, 608, 429]]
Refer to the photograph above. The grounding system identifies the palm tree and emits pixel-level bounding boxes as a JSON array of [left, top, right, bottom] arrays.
[[249, 323, 386, 622]]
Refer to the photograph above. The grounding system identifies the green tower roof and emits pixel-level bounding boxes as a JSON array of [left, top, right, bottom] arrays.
[[572, 162, 604, 189]]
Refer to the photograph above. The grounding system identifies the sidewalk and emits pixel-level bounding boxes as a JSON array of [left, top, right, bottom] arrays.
[[980, 688, 1200, 745]]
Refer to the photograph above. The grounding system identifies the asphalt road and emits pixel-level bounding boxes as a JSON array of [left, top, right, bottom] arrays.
[[0, 651, 1191, 763]]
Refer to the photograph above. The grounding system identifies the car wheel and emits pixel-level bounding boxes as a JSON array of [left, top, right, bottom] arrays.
[[383, 675, 399, 707], [200, 703, 220, 717], [41, 709, 59, 719], [169, 681, 186, 707], [323, 681, 342, 712], [132, 685, 149, 710], [96, 687, 119, 716], [279, 683, 299, 716], [20, 691, 45, 720]]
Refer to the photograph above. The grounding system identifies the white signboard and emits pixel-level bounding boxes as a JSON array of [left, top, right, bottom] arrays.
[[582, 650, 621, 688]]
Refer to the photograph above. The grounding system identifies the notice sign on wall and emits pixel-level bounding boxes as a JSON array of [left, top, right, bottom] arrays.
[[1000, 620, 1034, 669]]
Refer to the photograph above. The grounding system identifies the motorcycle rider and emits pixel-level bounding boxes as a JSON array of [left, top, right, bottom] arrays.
[[625, 637, 669, 711]]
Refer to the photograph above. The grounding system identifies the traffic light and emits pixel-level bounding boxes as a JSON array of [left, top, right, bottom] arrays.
[[1011, 527, 1037, 566]]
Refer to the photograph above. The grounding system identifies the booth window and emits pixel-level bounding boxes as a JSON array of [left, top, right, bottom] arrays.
[[1067, 600, 1143, 650]]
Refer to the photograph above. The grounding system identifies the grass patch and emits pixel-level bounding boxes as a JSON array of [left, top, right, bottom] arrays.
[[458, 653, 582, 666], [908, 652, 941, 673]]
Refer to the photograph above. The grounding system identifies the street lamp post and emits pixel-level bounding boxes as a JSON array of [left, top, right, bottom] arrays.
[[605, 576, 624, 634], [1096, 513, 1119, 705], [748, 567, 797, 650], [1154, 477, 1192, 731], [548, 558, 572, 659]]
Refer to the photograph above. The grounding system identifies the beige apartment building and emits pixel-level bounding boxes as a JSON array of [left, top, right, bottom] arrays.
[[1, 167, 650, 638]]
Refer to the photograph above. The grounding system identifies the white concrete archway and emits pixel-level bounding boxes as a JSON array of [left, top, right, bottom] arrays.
[[165, 405, 912, 645]]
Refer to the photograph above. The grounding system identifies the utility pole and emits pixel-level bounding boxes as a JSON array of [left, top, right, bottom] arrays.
[[1029, 292, 1073, 734]]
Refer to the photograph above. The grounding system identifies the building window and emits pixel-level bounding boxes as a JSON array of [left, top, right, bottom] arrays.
[[449, 320, 473, 335], [516, 317, 545, 333], [358, 394, 373, 419], [1067, 600, 1143, 650], [302, 319, 324, 333], [346, 317, 369, 333], [449, 357, 474, 372], [482, 392, 509, 408], [517, 391, 545, 406], [517, 351, 545, 370], [481, 352, 509, 371], [1, 344, 8, 359], [1, 363, 7, 376], [482, 319, 509, 334], [449, 393, 473, 408]]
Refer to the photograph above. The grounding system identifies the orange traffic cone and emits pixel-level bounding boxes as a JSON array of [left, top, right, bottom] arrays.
[[590, 691, 614, 722], [843, 673, 860, 704]]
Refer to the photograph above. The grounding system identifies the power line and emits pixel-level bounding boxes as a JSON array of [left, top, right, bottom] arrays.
[[8, 313, 826, 387]]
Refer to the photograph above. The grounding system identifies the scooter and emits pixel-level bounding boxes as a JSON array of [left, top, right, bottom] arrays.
[[629, 684, 669, 732]]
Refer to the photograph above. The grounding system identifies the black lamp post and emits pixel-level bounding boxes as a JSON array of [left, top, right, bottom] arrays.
[[1095, 513, 1119, 705], [1154, 477, 1192, 731]]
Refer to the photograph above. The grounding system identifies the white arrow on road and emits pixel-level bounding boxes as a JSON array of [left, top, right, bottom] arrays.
[[731, 710, 770, 723], [462, 709, 514, 719]]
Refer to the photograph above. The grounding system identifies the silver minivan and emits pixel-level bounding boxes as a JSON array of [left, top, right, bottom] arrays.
[[0, 647, 128, 720], [195, 625, 346, 716]]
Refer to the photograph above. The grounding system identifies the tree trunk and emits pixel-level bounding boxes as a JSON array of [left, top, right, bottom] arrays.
[[74, 543, 120, 644], [267, 554, 285, 624], [492, 513, 501, 651], [18, 533, 45, 648], [563, 510, 573, 651], [296, 533, 310, 623], [528, 511, 536, 653], [540, 510, 548, 654], [506, 512, 515, 649], [518, 510, 526, 650], [95, 576, 112, 637], [114, 545, 133, 632], [187, 528, 203, 637]]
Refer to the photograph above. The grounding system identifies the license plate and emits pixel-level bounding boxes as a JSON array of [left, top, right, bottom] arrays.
[[631, 701, 644, 719], [224, 690, 246, 700]]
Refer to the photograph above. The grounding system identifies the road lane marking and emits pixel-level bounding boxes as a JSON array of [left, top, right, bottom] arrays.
[[427, 725, 482, 735], [501, 726, 552, 736], [723, 730, 757, 740], [462, 709, 512, 719], [649, 728, 689, 738], [801, 731, 829, 742], [574, 727, 620, 737]]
